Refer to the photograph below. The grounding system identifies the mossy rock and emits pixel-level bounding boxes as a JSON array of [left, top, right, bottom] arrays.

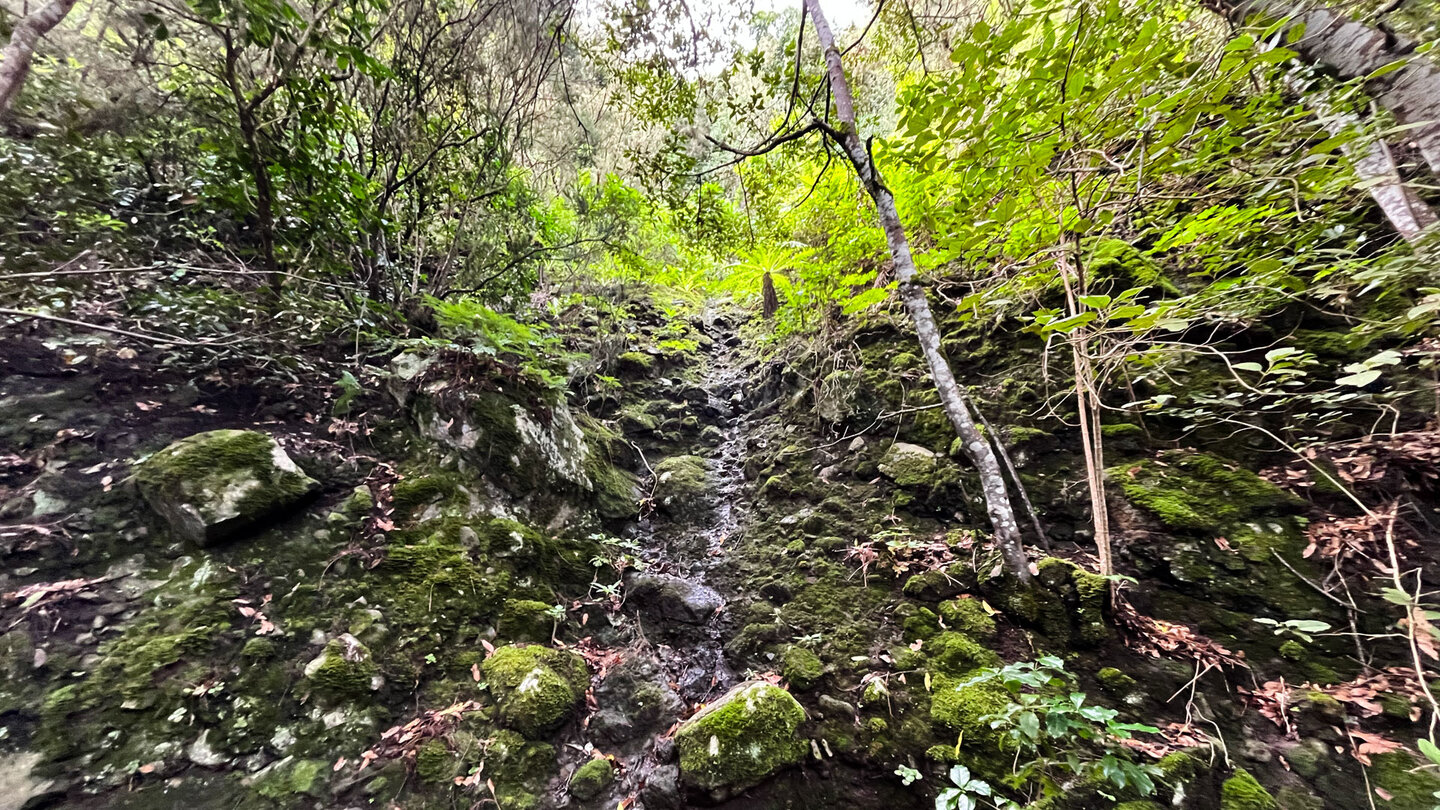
[[929, 674, 1012, 744], [615, 351, 656, 378], [1111, 452, 1298, 533], [136, 429, 318, 545], [303, 634, 380, 700], [482, 645, 589, 737], [675, 681, 807, 799], [781, 646, 824, 690], [653, 455, 711, 520], [252, 756, 326, 798], [415, 738, 460, 784], [1368, 752, 1440, 810], [926, 632, 1001, 676], [1096, 667, 1138, 695], [1221, 768, 1278, 810], [497, 599, 558, 644], [568, 758, 616, 801], [878, 442, 939, 487], [938, 597, 997, 640]]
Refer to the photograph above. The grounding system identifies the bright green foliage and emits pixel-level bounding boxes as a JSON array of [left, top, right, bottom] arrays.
[[956, 657, 1162, 801]]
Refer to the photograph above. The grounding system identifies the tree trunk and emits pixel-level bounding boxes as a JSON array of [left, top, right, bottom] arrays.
[[804, 0, 1031, 582], [1326, 106, 1439, 241], [1057, 239, 1112, 577], [0, 0, 78, 120], [1211, 0, 1440, 177], [221, 38, 283, 288]]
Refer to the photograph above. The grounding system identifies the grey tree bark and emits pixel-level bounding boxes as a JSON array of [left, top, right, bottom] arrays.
[[803, 0, 1031, 582], [1321, 102, 1439, 241], [0, 0, 78, 120], [1213, 0, 1440, 176]]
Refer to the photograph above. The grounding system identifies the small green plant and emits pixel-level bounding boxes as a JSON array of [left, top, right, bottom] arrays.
[[961, 657, 1161, 802], [895, 764, 921, 786], [1253, 618, 1331, 643], [935, 765, 1016, 810]]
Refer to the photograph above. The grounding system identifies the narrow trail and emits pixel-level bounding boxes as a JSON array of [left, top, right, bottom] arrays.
[[632, 306, 748, 706], [591, 306, 755, 806]]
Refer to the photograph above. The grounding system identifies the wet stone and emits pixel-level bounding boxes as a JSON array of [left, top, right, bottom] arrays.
[[626, 572, 723, 624]]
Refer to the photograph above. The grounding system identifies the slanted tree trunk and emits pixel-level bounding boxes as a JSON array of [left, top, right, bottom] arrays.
[[0, 0, 78, 120], [1326, 106, 1439, 241], [804, 0, 1031, 582], [1211, 0, 1440, 177]]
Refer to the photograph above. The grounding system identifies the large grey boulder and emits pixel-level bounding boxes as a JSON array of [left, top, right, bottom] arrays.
[[626, 572, 723, 625], [136, 430, 318, 545]]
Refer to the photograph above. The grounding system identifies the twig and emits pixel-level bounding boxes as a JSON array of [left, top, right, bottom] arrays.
[[0, 307, 187, 344], [1269, 550, 1366, 613]]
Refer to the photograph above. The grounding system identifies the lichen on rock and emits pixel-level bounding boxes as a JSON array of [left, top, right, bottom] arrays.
[[136, 429, 318, 545], [675, 680, 807, 799]]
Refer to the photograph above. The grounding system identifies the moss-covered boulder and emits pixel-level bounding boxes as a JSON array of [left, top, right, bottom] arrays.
[[482, 645, 589, 737], [938, 597, 998, 640], [878, 442, 938, 487], [136, 429, 318, 545], [653, 455, 711, 520], [676, 680, 807, 799], [930, 674, 1012, 745], [568, 757, 616, 801]]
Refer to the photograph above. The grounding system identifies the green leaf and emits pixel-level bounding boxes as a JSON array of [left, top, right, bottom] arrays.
[[1336, 368, 1382, 387], [1019, 711, 1040, 740], [1418, 738, 1440, 767]]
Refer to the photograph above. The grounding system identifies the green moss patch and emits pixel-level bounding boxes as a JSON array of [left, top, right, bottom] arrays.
[[1111, 452, 1298, 533], [1221, 768, 1278, 810], [568, 757, 616, 800]]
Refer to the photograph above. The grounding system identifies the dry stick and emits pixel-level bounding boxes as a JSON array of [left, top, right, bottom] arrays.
[[1381, 506, 1440, 742], [975, 408, 1050, 551], [0, 307, 187, 344], [1056, 244, 1112, 577]]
